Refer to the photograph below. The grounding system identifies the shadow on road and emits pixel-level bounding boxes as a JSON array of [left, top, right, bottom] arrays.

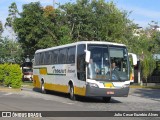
[[32, 87, 122, 103], [76, 96, 122, 103], [130, 88, 160, 100], [32, 87, 69, 99]]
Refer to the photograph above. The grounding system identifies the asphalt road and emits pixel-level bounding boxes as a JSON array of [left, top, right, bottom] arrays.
[[0, 87, 159, 120]]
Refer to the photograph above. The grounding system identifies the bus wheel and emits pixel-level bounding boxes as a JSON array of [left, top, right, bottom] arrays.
[[69, 84, 76, 100], [103, 97, 111, 103], [41, 82, 46, 94]]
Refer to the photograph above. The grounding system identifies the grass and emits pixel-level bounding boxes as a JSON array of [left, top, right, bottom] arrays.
[[0, 81, 33, 92], [21, 81, 34, 88], [22, 81, 33, 86], [0, 86, 21, 92], [142, 86, 160, 89]]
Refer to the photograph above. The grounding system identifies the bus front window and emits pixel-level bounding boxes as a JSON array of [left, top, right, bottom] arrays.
[[87, 45, 129, 81], [87, 45, 110, 81], [109, 47, 129, 81]]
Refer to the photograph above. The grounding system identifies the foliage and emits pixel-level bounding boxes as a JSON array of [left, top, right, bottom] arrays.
[[12, 1, 134, 59], [10, 64, 22, 88], [0, 21, 3, 35], [128, 22, 159, 82], [141, 54, 156, 82], [6, 1, 160, 82], [0, 21, 3, 42], [0, 64, 6, 83], [0, 64, 22, 88], [13, 2, 58, 59], [5, 2, 18, 42], [146, 22, 160, 54], [0, 37, 23, 64], [59, 0, 134, 43], [5, 2, 19, 28], [151, 31, 160, 54]]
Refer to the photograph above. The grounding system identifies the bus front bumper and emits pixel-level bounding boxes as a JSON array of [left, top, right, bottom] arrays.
[[85, 85, 129, 97]]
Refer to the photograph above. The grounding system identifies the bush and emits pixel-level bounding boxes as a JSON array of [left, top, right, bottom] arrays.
[[0, 64, 8, 84], [0, 64, 4, 84], [0, 63, 22, 88], [141, 55, 156, 83]]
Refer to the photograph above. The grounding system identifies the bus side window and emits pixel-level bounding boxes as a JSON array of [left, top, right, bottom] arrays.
[[58, 48, 67, 64], [77, 44, 86, 81], [48, 51, 52, 65], [67, 46, 76, 64], [35, 54, 39, 65], [52, 50, 59, 64], [40, 53, 45, 65], [44, 52, 49, 65]]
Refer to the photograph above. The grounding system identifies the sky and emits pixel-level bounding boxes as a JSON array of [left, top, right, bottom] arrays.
[[0, 0, 160, 38]]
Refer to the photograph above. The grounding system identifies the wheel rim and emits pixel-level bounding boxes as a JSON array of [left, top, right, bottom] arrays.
[[70, 86, 74, 98], [41, 83, 45, 92]]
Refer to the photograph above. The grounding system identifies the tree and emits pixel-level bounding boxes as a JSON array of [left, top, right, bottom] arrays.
[[0, 37, 23, 64], [10, 1, 158, 83], [5, 2, 19, 28], [147, 22, 160, 54], [11, 0, 136, 60], [0, 21, 3, 35], [141, 54, 156, 84], [59, 0, 134, 43], [13, 3, 60, 59], [5, 2, 19, 40], [127, 22, 158, 84]]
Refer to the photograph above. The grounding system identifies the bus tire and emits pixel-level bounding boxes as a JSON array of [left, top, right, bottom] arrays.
[[41, 81, 46, 94], [103, 97, 111, 103], [69, 84, 76, 100]]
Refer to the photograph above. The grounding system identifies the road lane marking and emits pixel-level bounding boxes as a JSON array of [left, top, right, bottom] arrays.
[[61, 102, 75, 105], [43, 97, 75, 105], [4, 93, 13, 96]]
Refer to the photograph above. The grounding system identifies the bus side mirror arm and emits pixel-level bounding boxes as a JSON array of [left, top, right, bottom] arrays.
[[85, 50, 91, 63]]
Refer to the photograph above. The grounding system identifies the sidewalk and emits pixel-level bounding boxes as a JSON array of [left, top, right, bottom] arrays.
[[130, 84, 160, 89], [0, 86, 21, 92]]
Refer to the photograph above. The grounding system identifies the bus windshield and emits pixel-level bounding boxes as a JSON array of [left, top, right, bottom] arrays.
[[87, 45, 129, 81]]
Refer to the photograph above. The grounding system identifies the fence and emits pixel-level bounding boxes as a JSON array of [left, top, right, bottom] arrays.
[[134, 70, 160, 83]]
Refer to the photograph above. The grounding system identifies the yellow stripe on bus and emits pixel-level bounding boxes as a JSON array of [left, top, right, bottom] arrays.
[[74, 86, 86, 96], [39, 68, 47, 75], [33, 75, 41, 88], [43, 83, 86, 96], [44, 83, 69, 93], [55, 84, 69, 93]]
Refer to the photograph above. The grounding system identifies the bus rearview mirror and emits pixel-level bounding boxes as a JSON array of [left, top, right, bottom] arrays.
[[128, 53, 137, 66], [132, 54, 137, 66], [85, 50, 91, 63]]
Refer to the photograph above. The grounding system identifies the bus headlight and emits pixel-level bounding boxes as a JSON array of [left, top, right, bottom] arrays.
[[87, 82, 99, 88], [122, 84, 130, 88]]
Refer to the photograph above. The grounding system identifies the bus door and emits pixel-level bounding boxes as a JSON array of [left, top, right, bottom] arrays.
[[76, 44, 86, 96]]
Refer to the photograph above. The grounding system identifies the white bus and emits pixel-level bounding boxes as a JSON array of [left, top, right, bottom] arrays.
[[33, 41, 130, 102]]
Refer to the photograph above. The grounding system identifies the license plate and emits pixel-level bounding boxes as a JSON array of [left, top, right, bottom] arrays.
[[107, 91, 114, 95]]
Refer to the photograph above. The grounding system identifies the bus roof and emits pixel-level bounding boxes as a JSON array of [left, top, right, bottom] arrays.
[[35, 41, 126, 53]]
